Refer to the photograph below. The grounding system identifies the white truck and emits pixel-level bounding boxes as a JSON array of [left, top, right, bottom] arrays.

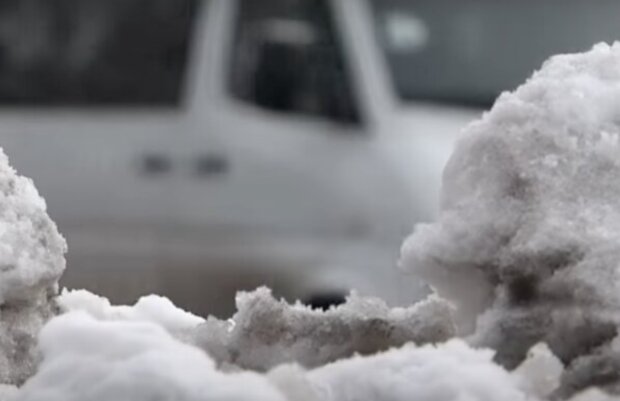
[[5, 0, 574, 315]]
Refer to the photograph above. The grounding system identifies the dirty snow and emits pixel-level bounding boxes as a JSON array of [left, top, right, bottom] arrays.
[[0, 149, 66, 385], [15, 309, 528, 401], [194, 287, 455, 370], [402, 42, 620, 394]]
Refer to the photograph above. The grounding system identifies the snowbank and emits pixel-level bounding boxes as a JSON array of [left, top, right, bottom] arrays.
[[401, 42, 620, 393], [0, 150, 66, 384], [194, 287, 454, 370], [271, 339, 529, 401], [15, 309, 528, 401], [17, 312, 285, 401]]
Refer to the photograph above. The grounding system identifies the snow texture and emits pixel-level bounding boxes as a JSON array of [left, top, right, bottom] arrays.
[[270, 339, 528, 401], [17, 312, 286, 401], [401, 42, 620, 394], [14, 307, 528, 401], [513, 343, 563, 399], [7, 294, 603, 401], [193, 287, 455, 370], [0, 149, 66, 385], [567, 389, 619, 401]]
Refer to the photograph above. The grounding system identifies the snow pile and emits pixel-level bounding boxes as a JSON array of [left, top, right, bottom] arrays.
[[194, 287, 455, 370], [14, 308, 528, 401], [401, 42, 620, 394], [0, 150, 66, 385], [17, 312, 285, 401], [270, 339, 528, 401]]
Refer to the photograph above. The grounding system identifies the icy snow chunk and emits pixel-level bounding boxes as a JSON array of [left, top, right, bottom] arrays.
[[0, 149, 66, 384], [194, 287, 455, 370], [17, 312, 286, 401], [58, 289, 204, 334], [270, 340, 529, 401], [401, 42, 620, 369]]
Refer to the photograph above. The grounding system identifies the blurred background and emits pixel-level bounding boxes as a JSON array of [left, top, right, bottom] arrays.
[[0, 0, 617, 316]]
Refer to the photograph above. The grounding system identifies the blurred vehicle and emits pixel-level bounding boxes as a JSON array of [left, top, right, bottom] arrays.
[[1, 0, 571, 316]]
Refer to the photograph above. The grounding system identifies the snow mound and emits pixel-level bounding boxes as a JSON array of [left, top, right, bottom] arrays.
[[0, 149, 66, 384], [15, 309, 527, 401], [271, 339, 528, 401], [17, 312, 285, 401], [401, 42, 620, 391], [194, 287, 455, 370]]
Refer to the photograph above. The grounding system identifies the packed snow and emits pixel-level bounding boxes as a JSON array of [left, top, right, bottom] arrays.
[[4, 43, 620, 400], [194, 287, 455, 370], [17, 311, 285, 401], [0, 149, 66, 385], [402, 42, 620, 395], [15, 309, 529, 401]]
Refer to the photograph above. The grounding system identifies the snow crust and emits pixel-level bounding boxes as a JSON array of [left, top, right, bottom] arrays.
[[401, 42, 620, 394], [0, 149, 66, 385], [194, 287, 455, 370]]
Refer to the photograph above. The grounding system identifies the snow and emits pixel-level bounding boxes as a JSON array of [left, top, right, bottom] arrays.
[[271, 340, 529, 401], [401, 43, 620, 386], [568, 389, 619, 401], [13, 309, 529, 401], [17, 312, 285, 401], [0, 386, 17, 401], [58, 289, 204, 334], [0, 149, 66, 385], [513, 343, 563, 399], [194, 287, 455, 370]]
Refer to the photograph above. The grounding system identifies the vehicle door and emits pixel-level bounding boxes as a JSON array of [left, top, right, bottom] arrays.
[[165, 0, 410, 301], [0, 0, 198, 300]]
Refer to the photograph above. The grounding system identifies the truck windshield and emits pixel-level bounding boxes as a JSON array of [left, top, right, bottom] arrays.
[[370, 0, 620, 108]]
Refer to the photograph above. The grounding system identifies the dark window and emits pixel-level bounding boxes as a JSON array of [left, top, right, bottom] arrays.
[[0, 0, 198, 106], [370, 0, 620, 108], [230, 0, 361, 125]]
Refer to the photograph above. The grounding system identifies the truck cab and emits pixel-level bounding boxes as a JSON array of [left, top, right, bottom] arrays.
[[0, 0, 480, 316]]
